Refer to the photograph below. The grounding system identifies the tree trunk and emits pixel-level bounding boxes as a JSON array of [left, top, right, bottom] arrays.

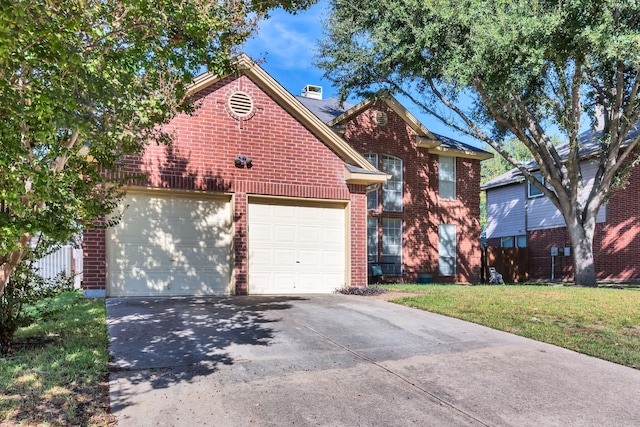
[[566, 221, 598, 287], [0, 235, 31, 298]]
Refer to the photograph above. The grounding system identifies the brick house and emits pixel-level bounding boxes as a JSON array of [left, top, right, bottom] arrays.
[[483, 134, 640, 282], [297, 92, 492, 284], [82, 56, 387, 297]]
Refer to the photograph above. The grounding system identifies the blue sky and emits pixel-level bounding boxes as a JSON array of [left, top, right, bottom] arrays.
[[242, 1, 486, 149]]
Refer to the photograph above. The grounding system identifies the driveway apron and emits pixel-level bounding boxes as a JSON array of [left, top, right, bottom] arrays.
[[107, 295, 640, 426]]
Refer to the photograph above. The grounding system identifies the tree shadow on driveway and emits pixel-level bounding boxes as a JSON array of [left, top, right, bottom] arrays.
[[106, 296, 305, 410]]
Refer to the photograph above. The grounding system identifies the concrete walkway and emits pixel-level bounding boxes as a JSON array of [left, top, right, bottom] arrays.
[[107, 295, 640, 426]]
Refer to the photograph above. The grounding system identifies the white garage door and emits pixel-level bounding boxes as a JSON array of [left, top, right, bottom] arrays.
[[248, 201, 346, 294], [107, 192, 232, 296]]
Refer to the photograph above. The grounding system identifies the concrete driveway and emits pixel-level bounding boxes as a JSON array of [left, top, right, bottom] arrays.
[[107, 295, 640, 426]]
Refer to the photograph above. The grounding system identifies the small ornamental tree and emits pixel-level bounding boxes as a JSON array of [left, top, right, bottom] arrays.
[[318, 0, 640, 287], [0, 1, 313, 307]]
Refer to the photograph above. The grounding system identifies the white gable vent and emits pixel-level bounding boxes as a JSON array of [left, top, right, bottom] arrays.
[[301, 84, 323, 100], [228, 91, 254, 117], [375, 111, 388, 127]]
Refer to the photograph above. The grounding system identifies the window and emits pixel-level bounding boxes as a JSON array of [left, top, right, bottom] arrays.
[[382, 155, 402, 211], [501, 236, 514, 248], [528, 171, 544, 198], [439, 156, 456, 199], [382, 218, 402, 275], [367, 218, 378, 263], [501, 235, 526, 248], [363, 154, 378, 210], [438, 224, 456, 276]]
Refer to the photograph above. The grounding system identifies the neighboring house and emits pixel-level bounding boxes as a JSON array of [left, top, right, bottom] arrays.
[[82, 56, 387, 297], [297, 91, 492, 283], [482, 132, 640, 282]]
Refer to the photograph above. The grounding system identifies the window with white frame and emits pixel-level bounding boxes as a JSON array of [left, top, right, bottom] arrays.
[[438, 224, 456, 276], [439, 156, 456, 199], [367, 218, 378, 263], [528, 171, 544, 198], [382, 155, 402, 212], [382, 218, 402, 275], [363, 153, 378, 210]]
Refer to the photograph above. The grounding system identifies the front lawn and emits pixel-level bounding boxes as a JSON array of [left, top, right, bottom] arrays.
[[382, 284, 640, 369], [0, 291, 115, 426]]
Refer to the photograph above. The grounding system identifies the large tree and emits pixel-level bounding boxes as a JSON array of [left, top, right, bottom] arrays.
[[317, 0, 640, 287], [0, 0, 313, 299]]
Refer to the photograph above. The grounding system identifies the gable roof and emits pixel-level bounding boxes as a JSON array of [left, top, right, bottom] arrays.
[[481, 125, 640, 190], [187, 55, 388, 185], [299, 93, 491, 161]]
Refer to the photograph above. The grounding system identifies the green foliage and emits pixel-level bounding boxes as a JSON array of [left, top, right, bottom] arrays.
[[319, 0, 640, 287], [481, 138, 534, 184]]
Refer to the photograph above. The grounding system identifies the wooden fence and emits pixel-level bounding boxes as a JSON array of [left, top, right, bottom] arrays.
[[481, 247, 529, 283]]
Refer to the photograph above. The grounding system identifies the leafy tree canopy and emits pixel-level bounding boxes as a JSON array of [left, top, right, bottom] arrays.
[[0, 0, 314, 297], [318, 0, 640, 286]]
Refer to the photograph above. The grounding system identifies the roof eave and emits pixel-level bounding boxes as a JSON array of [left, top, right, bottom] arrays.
[[344, 166, 390, 185], [416, 136, 441, 149], [428, 145, 494, 161]]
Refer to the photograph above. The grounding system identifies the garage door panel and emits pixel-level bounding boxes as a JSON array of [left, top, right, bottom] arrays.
[[323, 250, 345, 269], [109, 272, 171, 296], [274, 249, 297, 269], [323, 228, 344, 244], [274, 225, 296, 244], [248, 201, 346, 294], [107, 193, 231, 297], [299, 227, 321, 245]]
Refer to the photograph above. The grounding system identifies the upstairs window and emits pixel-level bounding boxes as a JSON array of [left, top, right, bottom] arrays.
[[363, 153, 378, 210], [382, 155, 402, 212], [439, 156, 456, 199], [528, 171, 544, 198]]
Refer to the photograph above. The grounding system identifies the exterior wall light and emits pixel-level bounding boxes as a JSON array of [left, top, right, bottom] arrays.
[[234, 155, 252, 168]]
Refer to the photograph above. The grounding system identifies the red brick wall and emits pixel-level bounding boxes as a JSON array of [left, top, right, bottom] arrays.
[[82, 228, 106, 291], [349, 185, 368, 286], [342, 100, 482, 283], [83, 74, 368, 294], [489, 164, 640, 282]]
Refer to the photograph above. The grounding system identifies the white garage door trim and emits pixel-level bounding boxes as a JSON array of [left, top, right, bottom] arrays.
[[107, 190, 232, 297], [248, 197, 348, 294]]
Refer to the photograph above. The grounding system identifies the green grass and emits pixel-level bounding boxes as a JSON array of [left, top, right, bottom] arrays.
[[382, 284, 640, 369], [0, 291, 114, 426]]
